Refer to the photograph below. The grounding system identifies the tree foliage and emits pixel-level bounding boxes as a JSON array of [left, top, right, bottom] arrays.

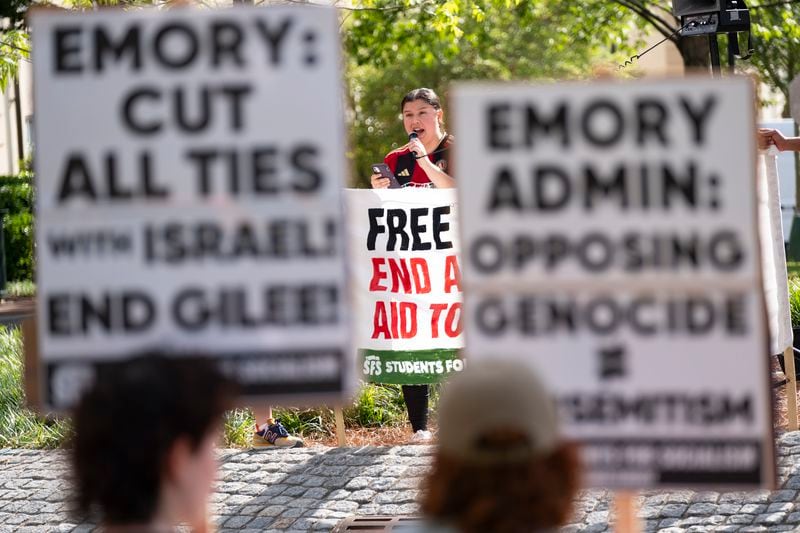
[[0, 0, 159, 92], [0, 30, 29, 94], [344, 0, 643, 186], [0, 0, 30, 28], [0, 174, 34, 282], [748, 2, 800, 117], [2, 0, 797, 185], [0, 0, 32, 92]]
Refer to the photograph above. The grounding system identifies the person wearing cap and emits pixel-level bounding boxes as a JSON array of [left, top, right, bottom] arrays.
[[369, 87, 455, 442], [415, 359, 581, 532]]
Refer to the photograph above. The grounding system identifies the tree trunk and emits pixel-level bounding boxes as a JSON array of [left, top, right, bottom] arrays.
[[678, 36, 711, 72]]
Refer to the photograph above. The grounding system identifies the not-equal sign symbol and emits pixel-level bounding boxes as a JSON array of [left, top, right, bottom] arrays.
[[598, 345, 627, 380]]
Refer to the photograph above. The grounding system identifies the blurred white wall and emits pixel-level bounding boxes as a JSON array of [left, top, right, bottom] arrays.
[[0, 59, 32, 176]]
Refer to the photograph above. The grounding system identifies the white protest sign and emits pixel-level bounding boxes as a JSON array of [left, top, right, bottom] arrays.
[[758, 149, 792, 355], [31, 6, 353, 409], [453, 78, 774, 489], [344, 189, 464, 384]]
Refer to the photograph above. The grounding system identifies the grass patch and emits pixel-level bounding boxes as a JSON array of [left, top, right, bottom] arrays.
[[0, 321, 429, 448], [3, 280, 36, 298], [788, 262, 800, 279], [343, 383, 408, 428], [222, 383, 418, 445], [0, 325, 71, 448], [223, 408, 258, 448], [790, 277, 800, 327]]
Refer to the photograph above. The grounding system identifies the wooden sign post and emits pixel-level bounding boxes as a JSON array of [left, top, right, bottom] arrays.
[[21, 317, 40, 411], [781, 74, 800, 431], [614, 492, 641, 533], [785, 347, 798, 431], [334, 407, 347, 447]]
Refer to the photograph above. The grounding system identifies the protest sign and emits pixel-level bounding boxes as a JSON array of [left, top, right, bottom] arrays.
[[453, 77, 775, 488], [31, 6, 353, 410], [345, 189, 463, 384]]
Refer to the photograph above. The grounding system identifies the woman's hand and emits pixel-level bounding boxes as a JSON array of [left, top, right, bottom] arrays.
[[371, 173, 390, 189], [758, 128, 780, 150], [757, 129, 772, 150], [758, 128, 796, 151], [407, 137, 427, 159]]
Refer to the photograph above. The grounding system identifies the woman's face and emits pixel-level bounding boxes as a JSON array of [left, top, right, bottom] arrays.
[[168, 430, 219, 528], [402, 99, 443, 144]]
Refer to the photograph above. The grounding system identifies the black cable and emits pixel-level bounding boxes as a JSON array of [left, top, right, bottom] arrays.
[[414, 146, 450, 160], [618, 19, 699, 70], [413, 134, 451, 160]]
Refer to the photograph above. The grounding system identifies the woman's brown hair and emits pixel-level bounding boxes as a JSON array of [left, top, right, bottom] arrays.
[[400, 88, 442, 113], [420, 431, 581, 533]]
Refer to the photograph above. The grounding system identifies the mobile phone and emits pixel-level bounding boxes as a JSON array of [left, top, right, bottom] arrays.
[[371, 163, 402, 189]]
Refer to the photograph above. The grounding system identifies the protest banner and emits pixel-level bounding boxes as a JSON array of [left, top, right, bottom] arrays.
[[30, 6, 353, 410], [345, 189, 464, 384], [453, 77, 775, 489]]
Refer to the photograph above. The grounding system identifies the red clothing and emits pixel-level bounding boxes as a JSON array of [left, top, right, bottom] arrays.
[[383, 134, 453, 187], [384, 148, 434, 186]]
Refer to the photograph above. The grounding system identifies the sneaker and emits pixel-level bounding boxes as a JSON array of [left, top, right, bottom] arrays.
[[410, 430, 432, 443], [252, 418, 305, 448]]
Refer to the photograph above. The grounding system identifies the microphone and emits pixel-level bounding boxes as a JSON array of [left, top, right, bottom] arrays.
[[408, 132, 418, 156]]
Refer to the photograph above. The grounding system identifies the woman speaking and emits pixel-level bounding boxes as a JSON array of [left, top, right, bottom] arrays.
[[370, 88, 454, 442], [370, 88, 455, 190]]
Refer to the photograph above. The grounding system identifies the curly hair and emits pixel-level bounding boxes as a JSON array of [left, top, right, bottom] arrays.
[[71, 354, 235, 525], [420, 431, 581, 533]]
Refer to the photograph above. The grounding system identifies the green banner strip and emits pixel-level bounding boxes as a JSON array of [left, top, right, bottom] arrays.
[[359, 348, 464, 385]]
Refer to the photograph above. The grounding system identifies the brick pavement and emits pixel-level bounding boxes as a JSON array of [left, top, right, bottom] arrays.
[[3, 433, 800, 532], [0, 298, 34, 326]]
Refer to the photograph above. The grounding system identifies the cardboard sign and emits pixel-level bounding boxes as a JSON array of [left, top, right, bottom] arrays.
[[345, 189, 464, 384], [453, 78, 774, 489], [31, 6, 353, 409]]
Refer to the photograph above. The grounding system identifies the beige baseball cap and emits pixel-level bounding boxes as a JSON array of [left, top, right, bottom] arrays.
[[436, 359, 560, 462]]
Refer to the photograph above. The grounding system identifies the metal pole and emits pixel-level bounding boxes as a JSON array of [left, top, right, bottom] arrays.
[[727, 32, 736, 74], [709, 34, 721, 77]]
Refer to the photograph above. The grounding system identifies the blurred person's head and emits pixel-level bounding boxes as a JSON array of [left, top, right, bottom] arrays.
[[71, 354, 236, 530], [401, 88, 444, 143], [421, 359, 580, 533]]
